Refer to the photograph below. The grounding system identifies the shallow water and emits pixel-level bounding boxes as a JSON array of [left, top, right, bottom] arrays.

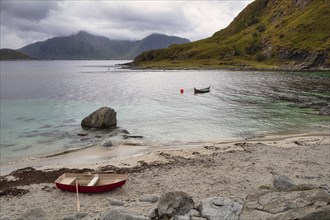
[[1, 60, 329, 163]]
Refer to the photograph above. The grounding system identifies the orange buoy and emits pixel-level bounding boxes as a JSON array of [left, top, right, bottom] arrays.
[[180, 88, 184, 94]]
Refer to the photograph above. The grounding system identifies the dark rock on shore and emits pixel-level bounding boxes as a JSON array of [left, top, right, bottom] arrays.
[[100, 209, 149, 220], [102, 140, 113, 147], [241, 188, 330, 220], [77, 133, 88, 137], [62, 212, 88, 220], [81, 107, 117, 129], [273, 175, 296, 191], [241, 175, 330, 220], [277, 48, 328, 70], [152, 191, 194, 219], [273, 175, 314, 192], [16, 208, 47, 220], [197, 197, 243, 220], [105, 198, 125, 206], [139, 194, 159, 203], [123, 135, 143, 139], [297, 206, 330, 220]]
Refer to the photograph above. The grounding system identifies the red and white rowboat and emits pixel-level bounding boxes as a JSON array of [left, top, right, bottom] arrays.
[[55, 173, 128, 193]]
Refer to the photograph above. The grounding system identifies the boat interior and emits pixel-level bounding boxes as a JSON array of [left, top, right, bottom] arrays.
[[55, 173, 128, 186]]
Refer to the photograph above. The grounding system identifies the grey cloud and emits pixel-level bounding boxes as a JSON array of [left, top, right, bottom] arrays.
[[0, 0, 253, 49], [0, 1, 59, 22], [105, 5, 185, 24], [69, 2, 191, 33]]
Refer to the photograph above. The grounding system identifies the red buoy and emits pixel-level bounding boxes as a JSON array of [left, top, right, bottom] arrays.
[[180, 88, 184, 94]]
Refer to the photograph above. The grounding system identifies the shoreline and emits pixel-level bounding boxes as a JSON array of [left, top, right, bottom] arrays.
[[1, 131, 329, 176], [1, 131, 329, 174], [122, 62, 330, 72], [0, 132, 329, 219]]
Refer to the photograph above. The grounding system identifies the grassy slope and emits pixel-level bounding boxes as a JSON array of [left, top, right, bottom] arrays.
[[0, 49, 35, 60], [133, 0, 330, 70]]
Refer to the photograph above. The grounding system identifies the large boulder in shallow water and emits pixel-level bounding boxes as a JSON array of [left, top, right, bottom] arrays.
[[81, 107, 117, 129]]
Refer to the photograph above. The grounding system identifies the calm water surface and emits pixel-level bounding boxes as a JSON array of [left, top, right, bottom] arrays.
[[1, 60, 329, 163]]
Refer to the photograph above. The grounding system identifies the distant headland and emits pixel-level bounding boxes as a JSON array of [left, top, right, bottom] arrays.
[[0, 48, 36, 61]]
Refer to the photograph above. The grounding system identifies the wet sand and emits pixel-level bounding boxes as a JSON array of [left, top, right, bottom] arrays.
[[0, 132, 329, 219]]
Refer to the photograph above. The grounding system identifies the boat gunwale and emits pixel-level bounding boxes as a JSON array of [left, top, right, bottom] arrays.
[[55, 173, 128, 193], [194, 86, 210, 93], [55, 173, 128, 186]]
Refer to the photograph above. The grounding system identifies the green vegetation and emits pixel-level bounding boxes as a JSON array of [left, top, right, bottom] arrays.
[[133, 0, 330, 70], [0, 49, 35, 60]]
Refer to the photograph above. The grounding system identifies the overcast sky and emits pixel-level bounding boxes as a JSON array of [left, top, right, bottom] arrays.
[[0, 0, 253, 49]]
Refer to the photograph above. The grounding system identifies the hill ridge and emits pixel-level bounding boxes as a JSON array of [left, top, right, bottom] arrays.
[[0, 48, 35, 60], [18, 32, 190, 60], [132, 0, 330, 70]]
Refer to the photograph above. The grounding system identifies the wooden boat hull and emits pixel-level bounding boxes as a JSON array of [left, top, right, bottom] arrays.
[[194, 86, 210, 94], [55, 173, 128, 193]]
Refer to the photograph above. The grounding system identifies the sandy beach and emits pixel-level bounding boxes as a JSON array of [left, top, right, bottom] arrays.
[[0, 132, 329, 219]]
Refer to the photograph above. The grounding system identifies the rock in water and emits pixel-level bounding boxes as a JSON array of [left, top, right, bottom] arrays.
[[81, 107, 117, 129]]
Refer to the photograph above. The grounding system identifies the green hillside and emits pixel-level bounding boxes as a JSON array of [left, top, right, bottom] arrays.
[[132, 0, 330, 70], [0, 49, 35, 60]]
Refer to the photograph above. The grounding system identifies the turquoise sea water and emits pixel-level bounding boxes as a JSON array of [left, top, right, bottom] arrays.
[[1, 60, 329, 164]]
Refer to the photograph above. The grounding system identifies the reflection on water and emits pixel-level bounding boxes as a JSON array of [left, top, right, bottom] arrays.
[[0, 60, 329, 163]]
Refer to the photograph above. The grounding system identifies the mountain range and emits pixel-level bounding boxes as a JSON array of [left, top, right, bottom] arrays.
[[132, 0, 330, 70], [18, 31, 190, 60]]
